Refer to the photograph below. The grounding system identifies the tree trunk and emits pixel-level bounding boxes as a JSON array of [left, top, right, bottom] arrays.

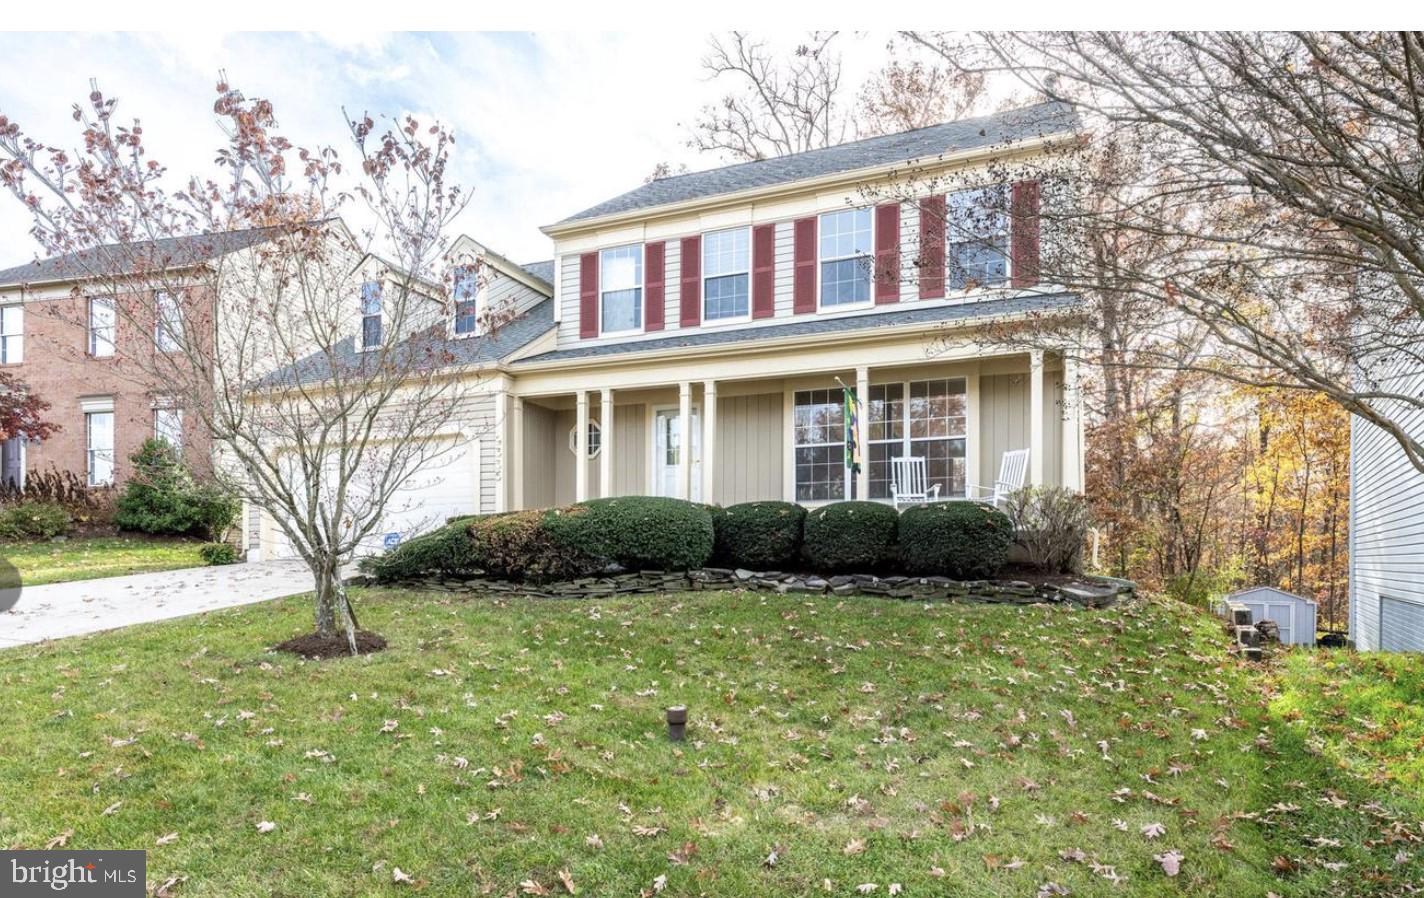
[[312, 554, 361, 655]]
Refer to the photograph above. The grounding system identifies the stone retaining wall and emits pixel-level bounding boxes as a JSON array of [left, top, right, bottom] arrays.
[[366, 567, 1134, 608]]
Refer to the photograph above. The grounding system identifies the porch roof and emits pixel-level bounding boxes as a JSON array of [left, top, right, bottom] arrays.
[[512, 291, 1080, 366]]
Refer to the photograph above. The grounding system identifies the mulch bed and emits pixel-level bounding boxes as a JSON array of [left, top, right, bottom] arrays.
[[274, 630, 388, 659]]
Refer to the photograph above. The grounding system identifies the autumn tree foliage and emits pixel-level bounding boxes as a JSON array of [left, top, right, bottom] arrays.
[[0, 372, 56, 443]]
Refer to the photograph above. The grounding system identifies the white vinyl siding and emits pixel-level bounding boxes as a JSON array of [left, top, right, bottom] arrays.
[[0, 304, 22, 364], [1350, 359, 1424, 651]]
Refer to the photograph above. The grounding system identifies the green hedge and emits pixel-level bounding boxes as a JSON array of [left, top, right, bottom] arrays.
[[115, 439, 239, 540], [802, 501, 899, 571], [542, 496, 714, 571], [199, 542, 241, 565], [471, 510, 601, 583], [360, 516, 487, 582], [898, 501, 1013, 578], [0, 500, 72, 540], [713, 501, 806, 569]]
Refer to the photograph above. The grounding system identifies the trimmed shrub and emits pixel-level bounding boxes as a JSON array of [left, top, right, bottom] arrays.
[[1001, 486, 1093, 573], [542, 496, 715, 571], [0, 500, 72, 540], [199, 542, 241, 565], [899, 501, 1013, 578], [360, 517, 487, 582], [115, 440, 239, 540], [802, 501, 899, 571], [472, 510, 601, 583], [713, 501, 806, 569]]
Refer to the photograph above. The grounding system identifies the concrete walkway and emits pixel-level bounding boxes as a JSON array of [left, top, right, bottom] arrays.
[[0, 560, 316, 648]]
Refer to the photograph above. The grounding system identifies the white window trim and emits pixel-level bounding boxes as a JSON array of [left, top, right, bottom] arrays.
[[451, 264, 481, 339], [359, 280, 384, 351], [701, 226, 753, 326], [816, 207, 876, 314], [89, 296, 116, 358], [85, 408, 115, 487], [599, 244, 645, 337], [790, 387, 855, 504], [154, 403, 183, 455], [155, 290, 182, 353], [645, 402, 702, 499], [0, 303, 23, 365], [567, 419, 602, 459], [868, 377, 970, 501]]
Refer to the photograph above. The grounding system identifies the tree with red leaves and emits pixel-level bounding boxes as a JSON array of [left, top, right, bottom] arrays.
[[0, 372, 56, 442]]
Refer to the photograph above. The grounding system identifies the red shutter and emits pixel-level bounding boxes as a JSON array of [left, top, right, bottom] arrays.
[[751, 223, 776, 319], [918, 195, 946, 300], [645, 241, 666, 331], [792, 217, 817, 314], [578, 252, 598, 338], [874, 202, 901, 305], [1011, 180, 1041, 288], [679, 235, 701, 328]]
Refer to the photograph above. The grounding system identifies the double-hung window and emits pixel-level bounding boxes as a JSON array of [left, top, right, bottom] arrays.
[[155, 405, 183, 455], [702, 227, 750, 321], [819, 208, 873, 308], [600, 245, 643, 333], [947, 187, 1009, 290], [89, 297, 116, 357], [155, 291, 182, 353], [86, 409, 114, 486], [453, 265, 479, 335], [868, 378, 968, 499], [0, 304, 22, 364], [793, 388, 851, 502], [360, 281, 383, 349]]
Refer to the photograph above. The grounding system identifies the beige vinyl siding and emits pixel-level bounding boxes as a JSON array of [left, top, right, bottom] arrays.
[[552, 409, 600, 503], [557, 254, 583, 345], [978, 370, 1062, 489], [898, 200, 919, 303], [483, 267, 548, 322], [611, 404, 648, 495], [773, 221, 795, 317], [448, 392, 502, 514], [521, 402, 558, 509], [1350, 361, 1424, 650], [714, 393, 784, 504], [663, 240, 682, 332]]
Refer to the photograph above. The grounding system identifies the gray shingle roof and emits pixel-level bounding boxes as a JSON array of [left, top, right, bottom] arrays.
[[0, 227, 283, 287], [519, 260, 555, 284], [555, 101, 1076, 227], [262, 297, 555, 388], [513, 292, 1079, 365]]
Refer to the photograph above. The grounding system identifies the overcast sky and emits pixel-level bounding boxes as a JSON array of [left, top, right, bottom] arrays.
[[0, 31, 895, 268]]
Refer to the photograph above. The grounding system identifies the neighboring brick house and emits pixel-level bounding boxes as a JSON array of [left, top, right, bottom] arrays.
[[0, 229, 278, 489]]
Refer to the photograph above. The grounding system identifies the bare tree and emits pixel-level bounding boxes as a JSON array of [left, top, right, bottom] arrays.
[[908, 30, 1424, 472], [856, 37, 989, 134], [0, 81, 488, 654]]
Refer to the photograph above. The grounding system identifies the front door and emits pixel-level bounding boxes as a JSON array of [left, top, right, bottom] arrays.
[[0, 437, 22, 488], [652, 406, 701, 501]]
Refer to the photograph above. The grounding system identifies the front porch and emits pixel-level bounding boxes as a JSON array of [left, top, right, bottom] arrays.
[[507, 345, 1082, 510]]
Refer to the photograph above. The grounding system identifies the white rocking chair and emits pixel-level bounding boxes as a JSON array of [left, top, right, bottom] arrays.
[[890, 456, 942, 509], [969, 448, 1030, 508]]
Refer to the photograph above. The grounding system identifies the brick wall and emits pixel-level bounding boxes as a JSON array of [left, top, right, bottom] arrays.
[[6, 288, 214, 487]]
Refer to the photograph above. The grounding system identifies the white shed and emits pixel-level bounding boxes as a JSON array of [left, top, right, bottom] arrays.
[[1224, 587, 1317, 646]]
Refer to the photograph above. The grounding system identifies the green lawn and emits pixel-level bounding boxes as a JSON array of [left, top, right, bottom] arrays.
[[0, 535, 206, 585], [0, 590, 1419, 897]]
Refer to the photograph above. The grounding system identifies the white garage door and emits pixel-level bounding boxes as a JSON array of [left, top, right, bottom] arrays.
[[268, 436, 480, 560]]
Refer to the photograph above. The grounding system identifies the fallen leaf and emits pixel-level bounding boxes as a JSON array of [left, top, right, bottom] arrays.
[[1155, 850, 1185, 876], [255, 821, 277, 834], [558, 869, 577, 895]]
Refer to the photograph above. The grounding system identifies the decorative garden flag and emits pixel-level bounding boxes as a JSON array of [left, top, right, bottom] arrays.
[[844, 387, 862, 475]]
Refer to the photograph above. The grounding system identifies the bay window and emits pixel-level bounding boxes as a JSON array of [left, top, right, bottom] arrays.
[[702, 227, 750, 321], [818, 208, 873, 307], [869, 378, 968, 499], [453, 265, 479, 335], [947, 187, 1008, 290], [600, 245, 643, 333]]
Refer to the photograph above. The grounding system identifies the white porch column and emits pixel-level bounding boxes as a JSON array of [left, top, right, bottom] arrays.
[[855, 366, 870, 501], [678, 381, 693, 500], [1029, 349, 1046, 486], [494, 391, 509, 513], [1061, 355, 1083, 491], [965, 367, 981, 497], [511, 396, 525, 511], [575, 390, 589, 502], [600, 388, 615, 499], [701, 380, 718, 504]]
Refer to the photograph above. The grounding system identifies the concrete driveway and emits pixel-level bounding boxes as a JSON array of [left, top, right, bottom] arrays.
[[0, 560, 316, 648]]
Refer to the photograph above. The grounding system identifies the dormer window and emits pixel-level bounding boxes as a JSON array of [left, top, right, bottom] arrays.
[[360, 281, 383, 349], [947, 187, 1008, 289], [600, 245, 643, 334], [702, 227, 750, 321], [453, 265, 479, 335], [819, 208, 873, 308]]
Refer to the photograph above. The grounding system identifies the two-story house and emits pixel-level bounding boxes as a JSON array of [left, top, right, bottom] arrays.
[[506, 100, 1083, 513]]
